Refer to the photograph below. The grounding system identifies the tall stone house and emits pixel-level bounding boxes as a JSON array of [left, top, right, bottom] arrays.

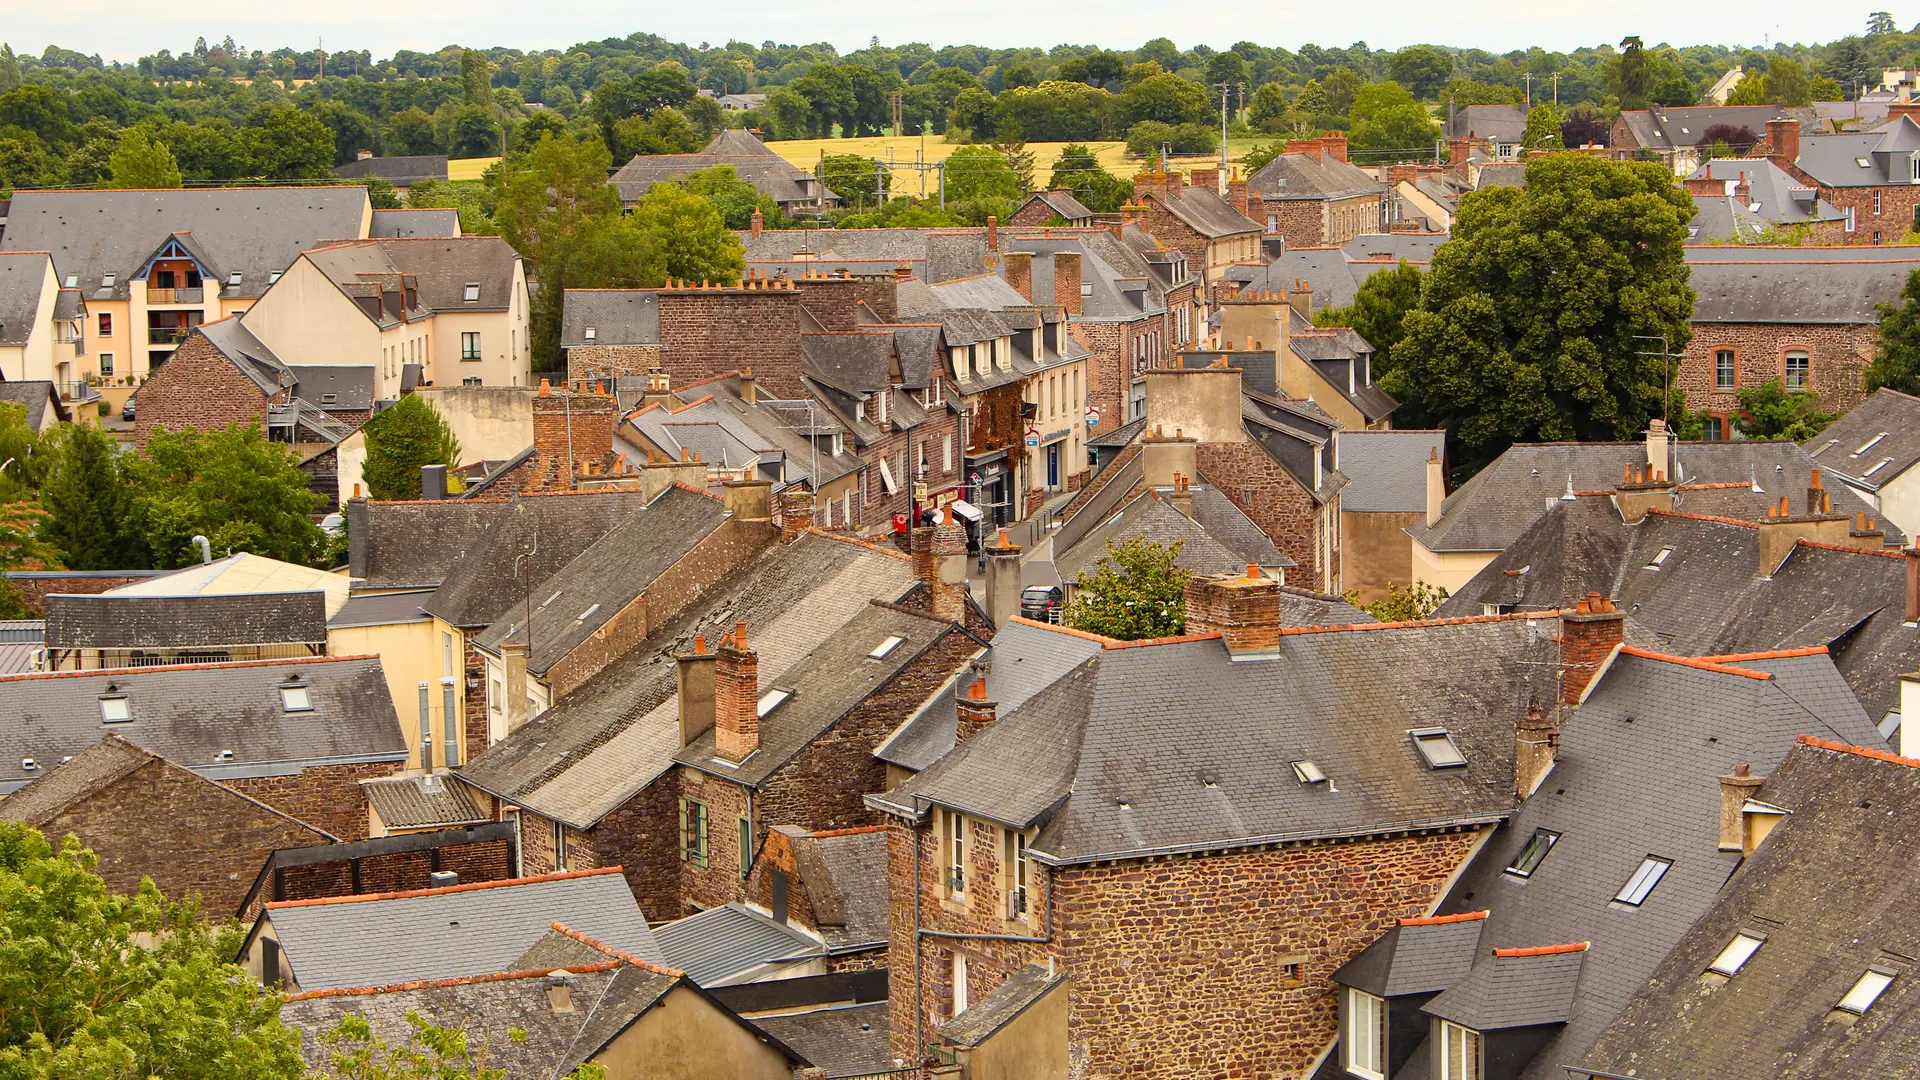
[[1757, 111, 1920, 243], [1242, 135, 1391, 247]]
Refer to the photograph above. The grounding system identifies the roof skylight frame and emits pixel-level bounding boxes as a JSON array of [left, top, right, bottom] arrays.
[[1612, 855, 1673, 907], [227, 271, 243, 286], [756, 688, 792, 717], [1865, 458, 1894, 477], [1505, 828, 1560, 878], [1644, 547, 1674, 570], [462, 282, 481, 302], [1706, 931, 1765, 976], [1856, 432, 1890, 455], [1836, 969, 1896, 1014], [99, 695, 132, 723], [101, 273, 117, 288], [1410, 727, 1468, 769], [1292, 759, 1327, 784], [279, 686, 313, 713], [868, 635, 906, 660]]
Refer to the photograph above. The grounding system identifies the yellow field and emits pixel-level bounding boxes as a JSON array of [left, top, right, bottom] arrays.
[[448, 157, 499, 181]]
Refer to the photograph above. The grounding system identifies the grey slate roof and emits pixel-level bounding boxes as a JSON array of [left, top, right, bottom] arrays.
[[875, 616, 1565, 863], [306, 236, 519, 316], [751, 1002, 892, 1077], [1054, 489, 1276, 585], [1410, 648, 1885, 1080], [0, 251, 52, 347], [332, 155, 449, 187], [653, 902, 823, 986], [1581, 739, 1920, 1080], [288, 365, 375, 411], [1, 187, 370, 300], [1334, 913, 1487, 998], [805, 829, 889, 953], [1686, 158, 1846, 242], [260, 868, 663, 991], [1616, 105, 1813, 152], [1019, 190, 1095, 222], [361, 773, 487, 830], [561, 289, 659, 347], [612, 130, 828, 207], [1446, 104, 1529, 142], [1248, 153, 1387, 201], [1235, 240, 1435, 318], [327, 590, 431, 630], [423, 492, 658, 628], [0, 656, 406, 793], [740, 227, 991, 285], [1423, 946, 1588, 1030], [197, 316, 290, 395], [0, 381, 69, 430], [45, 590, 328, 649], [347, 498, 508, 590], [935, 964, 1069, 1047], [1147, 186, 1262, 237], [1806, 387, 1920, 490], [1339, 430, 1447, 513], [1687, 251, 1920, 323], [367, 208, 460, 239], [1793, 114, 1920, 187]]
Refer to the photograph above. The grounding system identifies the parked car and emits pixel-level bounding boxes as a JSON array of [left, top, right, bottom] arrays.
[[120, 394, 136, 422], [1020, 585, 1063, 623]]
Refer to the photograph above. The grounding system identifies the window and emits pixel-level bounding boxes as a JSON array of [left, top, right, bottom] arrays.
[[97, 313, 112, 337], [584, 327, 596, 340], [1438, 1021, 1481, 1080], [738, 816, 753, 878], [462, 282, 481, 302], [64, 274, 77, 288], [279, 686, 313, 712], [1613, 856, 1672, 906], [1005, 829, 1030, 918], [1344, 987, 1387, 1079], [1411, 727, 1468, 768], [1846, 206, 1857, 233], [952, 951, 970, 1016], [756, 688, 791, 717], [442, 632, 454, 678], [868, 635, 905, 659], [1865, 457, 1895, 477], [1785, 350, 1810, 391], [101, 274, 116, 288], [227, 271, 243, 286], [461, 332, 481, 360], [1293, 759, 1327, 784], [1644, 547, 1673, 570], [99, 696, 131, 723], [1714, 349, 1735, 389], [269, 271, 282, 284], [553, 820, 568, 871], [99, 353, 113, 376], [1505, 828, 1560, 878], [943, 433, 954, 473], [1837, 969, 1896, 1014], [491, 678, 504, 714], [1857, 432, 1890, 455], [680, 798, 709, 867], [442, 682, 459, 767], [1266, 214, 1279, 233], [1876, 190, 1884, 215], [1707, 932, 1766, 976], [946, 810, 966, 894]]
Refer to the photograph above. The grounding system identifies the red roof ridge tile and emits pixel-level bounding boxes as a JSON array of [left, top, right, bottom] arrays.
[[282, 960, 624, 1002], [812, 825, 889, 837], [1797, 734, 1920, 769], [265, 866, 626, 910], [1794, 538, 1904, 559], [1695, 646, 1829, 663], [1675, 481, 1752, 490], [669, 394, 715, 413], [1005, 615, 1117, 644], [1644, 507, 1760, 529], [1102, 630, 1224, 650], [1493, 942, 1590, 957], [547, 921, 686, 977], [1401, 910, 1489, 926], [1617, 645, 1773, 679], [0, 653, 379, 683], [1278, 608, 1572, 636]]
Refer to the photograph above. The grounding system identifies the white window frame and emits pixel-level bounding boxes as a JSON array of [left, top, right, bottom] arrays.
[[1837, 969, 1896, 1014], [1438, 1021, 1481, 1080], [946, 809, 966, 896], [1846, 206, 1858, 233], [1613, 856, 1673, 906], [1714, 349, 1735, 389], [1343, 987, 1387, 1079], [1785, 350, 1811, 392], [952, 951, 970, 1016], [1707, 932, 1765, 976]]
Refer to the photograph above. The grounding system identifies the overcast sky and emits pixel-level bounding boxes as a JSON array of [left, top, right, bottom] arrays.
[[8, 0, 1859, 64]]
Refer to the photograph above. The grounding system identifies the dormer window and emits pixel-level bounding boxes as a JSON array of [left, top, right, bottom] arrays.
[[463, 282, 481, 302], [1837, 969, 1897, 1014], [1411, 727, 1467, 768], [99, 695, 131, 723], [279, 686, 312, 712]]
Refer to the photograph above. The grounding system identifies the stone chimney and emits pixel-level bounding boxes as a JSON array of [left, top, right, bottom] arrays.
[[724, 478, 773, 523], [641, 449, 707, 501], [1288, 277, 1312, 321], [1142, 424, 1199, 488], [1644, 418, 1670, 476], [1184, 566, 1282, 658], [986, 215, 999, 252], [1614, 462, 1675, 523], [750, 206, 764, 239], [1765, 116, 1800, 167], [642, 369, 676, 411], [1167, 472, 1195, 518], [955, 678, 997, 745], [1189, 167, 1221, 195], [931, 511, 970, 623], [1144, 366, 1245, 445], [531, 381, 617, 489], [1560, 592, 1624, 704], [1755, 497, 1853, 577], [501, 640, 530, 734], [1448, 138, 1473, 175], [676, 635, 717, 745], [1907, 548, 1920, 624], [1004, 250, 1034, 301], [740, 367, 758, 405], [1425, 447, 1446, 527], [1515, 703, 1560, 799], [1716, 763, 1766, 851], [1850, 511, 1886, 547], [714, 623, 760, 762], [1054, 252, 1083, 316], [778, 486, 816, 543], [984, 528, 1023, 629]]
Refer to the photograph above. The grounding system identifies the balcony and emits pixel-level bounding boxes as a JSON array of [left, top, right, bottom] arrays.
[[146, 287, 204, 305], [147, 328, 191, 346]]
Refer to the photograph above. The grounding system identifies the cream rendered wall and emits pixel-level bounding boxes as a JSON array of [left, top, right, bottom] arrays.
[[1021, 356, 1088, 495], [242, 257, 384, 372], [1409, 540, 1495, 596], [423, 261, 532, 388], [328, 614, 444, 770], [416, 386, 536, 465], [8, 257, 62, 382], [592, 986, 795, 1080], [1861, 469, 1920, 543]]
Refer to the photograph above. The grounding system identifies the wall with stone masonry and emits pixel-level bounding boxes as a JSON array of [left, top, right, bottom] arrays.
[[226, 760, 400, 842]]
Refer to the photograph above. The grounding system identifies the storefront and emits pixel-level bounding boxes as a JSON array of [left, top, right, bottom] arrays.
[[965, 452, 1015, 528]]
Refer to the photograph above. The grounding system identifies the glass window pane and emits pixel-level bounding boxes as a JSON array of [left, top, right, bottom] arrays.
[[1838, 970, 1895, 1014], [1708, 933, 1765, 976], [1506, 829, 1560, 877], [1614, 856, 1672, 906]]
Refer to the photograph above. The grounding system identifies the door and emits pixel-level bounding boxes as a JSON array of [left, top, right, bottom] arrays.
[[1046, 444, 1061, 490]]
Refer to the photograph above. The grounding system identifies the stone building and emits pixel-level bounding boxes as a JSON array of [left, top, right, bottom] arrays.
[[1757, 111, 1920, 244], [1243, 136, 1391, 247]]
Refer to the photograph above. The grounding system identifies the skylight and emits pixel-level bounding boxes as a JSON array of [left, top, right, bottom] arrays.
[[757, 688, 791, 717], [1293, 760, 1327, 784], [99, 696, 131, 723], [584, 327, 597, 340], [868, 635, 905, 659], [574, 603, 600, 622], [269, 271, 282, 284], [1505, 828, 1560, 878], [1644, 547, 1673, 571], [463, 282, 481, 302], [1707, 932, 1765, 976], [64, 274, 77, 288], [1811, 439, 1836, 456], [101, 274, 116, 288], [1856, 432, 1890, 455], [1859, 158, 1873, 167], [280, 686, 312, 712], [1411, 727, 1467, 768], [1836, 970, 1896, 1014], [1865, 458, 1894, 477], [1613, 856, 1672, 906], [228, 271, 243, 286]]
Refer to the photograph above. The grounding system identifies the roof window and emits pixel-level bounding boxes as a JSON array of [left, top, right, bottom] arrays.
[[319, 393, 338, 405], [757, 688, 791, 717], [1292, 760, 1327, 784], [1858, 157, 1873, 167], [99, 695, 132, 722], [1856, 432, 1889, 455], [1411, 727, 1467, 768], [64, 274, 77, 288], [463, 282, 481, 302], [228, 271, 243, 286], [1505, 828, 1560, 878], [1612, 856, 1672, 906], [1865, 458, 1894, 477], [280, 686, 312, 712], [1644, 547, 1673, 570], [101, 274, 116, 288], [868, 635, 905, 659], [20, 758, 36, 772], [1836, 969, 1896, 1014], [584, 327, 597, 340], [1706, 932, 1765, 976], [574, 603, 600, 622]]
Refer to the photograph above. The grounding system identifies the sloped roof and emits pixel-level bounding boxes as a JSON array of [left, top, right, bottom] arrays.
[[424, 492, 658, 628], [1333, 912, 1487, 998], [561, 289, 659, 347], [105, 550, 353, 615], [196, 316, 290, 395], [348, 499, 509, 590], [1688, 253, 1919, 323], [1446, 104, 1529, 142], [362, 773, 488, 830], [1687, 158, 1847, 242], [750, 1002, 892, 1077], [1794, 114, 1920, 187], [936, 963, 1069, 1048], [803, 829, 890, 953], [1248, 152, 1387, 201], [332, 155, 449, 186], [45, 590, 328, 649], [1020, 190, 1095, 221], [1147, 186, 1262, 237], [1806, 387, 1920, 489], [612, 131, 827, 207], [0, 251, 53, 348], [654, 902, 823, 986], [1339, 430, 1446, 513], [0, 381, 68, 430], [1423, 944, 1588, 1030], [1054, 489, 1273, 585], [368, 208, 460, 239]]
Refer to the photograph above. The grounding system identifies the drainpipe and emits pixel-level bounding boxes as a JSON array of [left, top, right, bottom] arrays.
[[191, 535, 212, 564]]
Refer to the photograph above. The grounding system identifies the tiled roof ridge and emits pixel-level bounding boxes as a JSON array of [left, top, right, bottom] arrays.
[[1278, 608, 1572, 636], [1617, 645, 1773, 680], [0, 653, 378, 683], [1696, 645, 1830, 662], [1676, 481, 1753, 490], [812, 824, 888, 837], [668, 395, 715, 413], [282, 960, 625, 1002], [1005, 615, 1118, 644], [0, 249, 54, 256], [16, 184, 368, 194], [1103, 630, 1224, 650], [547, 920, 686, 977], [1401, 910, 1490, 926], [672, 369, 746, 392], [1644, 507, 1761, 529], [265, 866, 626, 909], [803, 528, 914, 562], [1794, 537, 1904, 559], [1797, 733, 1920, 768], [1493, 941, 1591, 957]]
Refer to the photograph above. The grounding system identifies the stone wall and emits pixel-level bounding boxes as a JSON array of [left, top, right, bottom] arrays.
[[135, 332, 269, 446], [254, 837, 514, 921], [225, 760, 401, 842], [1818, 184, 1920, 246], [567, 343, 661, 385], [1196, 440, 1329, 585], [678, 767, 753, 914], [1679, 319, 1873, 418], [5, 573, 157, 616]]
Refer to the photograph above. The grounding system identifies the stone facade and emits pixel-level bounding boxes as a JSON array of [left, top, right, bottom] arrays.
[[245, 835, 514, 921], [1679, 319, 1873, 420], [1196, 440, 1334, 588], [1251, 192, 1389, 248], [134, 331, 271, 446], [225, 760, 402, 842], [566, 343, 661, 385], [4, 573, 156, 615]]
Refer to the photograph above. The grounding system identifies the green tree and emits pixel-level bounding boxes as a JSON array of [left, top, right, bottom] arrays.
[[307, 99, 377, 164], [1869, 11, 1898, 34], [1811, 76, 1846, 101], [384, 107, 440, 155], [1344, 580, 1448, 622], [41, 423, 143, 569], [1062, 536, 1190, 640], [678, 165, 784, 230], [0, 822, 303, 1080], [239, 106, 335, 179], [1733, 380, 1835, 441], [1321, 68, 1367, 115], [628, 183, 745, 286], [1315, 260, 1423, 380], [946, 86, 997, 140], [1522, 103, 1561, 148], [612, 107, 700, 157], [0, 45, 19, 93], [1385, 155, 1696, 473], [818, 153, 888, 208], [1610, 36, 1653, 110], [1762, 56, 1812, 106], [1867, 268, 1920, 395], [1044, 145, 1131, 212], [124, 423, 329, 568], [494, 134, 638, 366], [1248, 83, 1290, 132], [1119, 72, 1212, 127], [1349, 82, 1439, 160], [1241, 142, 1284, 172], [1388, 46, 1455, 100], [460, 49, 494, 110], [1650, 75, 1698, 107], [106, 128, 183, 188], [943, 144, 1024, 201], [445, 105, 502, 158], [361, 395, 461, 501]]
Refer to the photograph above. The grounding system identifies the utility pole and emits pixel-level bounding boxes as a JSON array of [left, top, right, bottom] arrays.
[[1552, 71, 1561, 106], [1217, 81, 1231, 170], [889, 88, 904, 137], [316, 37, 325, 81], [1523, 72, 1533, 107]]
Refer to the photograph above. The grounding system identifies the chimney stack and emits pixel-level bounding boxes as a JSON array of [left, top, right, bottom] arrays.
[[530, 381, 618, 490], [1142, 425, 1199, 489], [1615, 461, 1675, 523], [1425, 447, 1446, 527], [714, 623, 760, 762], [984, 528, 1023, 629], [421, 464, 448, 501], [750, 206, 764, 239], [1901, 671, 1920, 759], [1644, 418, 1670, 477], [1765, 116, 1800, 167], [1004, 250, 1034, 301], [1184, 566, 1282, 657], [1907, 548, 1920, 624], [740, 367, 758, 405], [723, 478, 773, 523], [1717, 764, 1766, 851], [986, 215, 999, 252], [955, 678, 997, 745], [642, 369, 676, 411], [1560, 592, 1624, 704], [676, 635, 717, 745], [501, 641, 530, 734], [930, 511, 971, 622], [1168, 472, 1195, 518], [1054, 251, 1083, 317], [1515, 703, 1560, 799], [778, 486, 816, 543], [1806, 468, 1825, 516]]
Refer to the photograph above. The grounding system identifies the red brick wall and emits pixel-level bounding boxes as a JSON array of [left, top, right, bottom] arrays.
[[225, 760, 400, 841], [657, 288, 807, 397], [1679, 319, 1872, 417], [796, 276, 899, 328], [463, 639, 490, 756], [135, 333, 270, 447], [1196, 441, 1329, 585], [252, 837, 513, 921]]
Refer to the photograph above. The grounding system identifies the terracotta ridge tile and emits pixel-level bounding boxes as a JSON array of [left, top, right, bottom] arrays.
[[1676, 481, 1753, 490], [1617, 645, 1773, 679], [265, 866, 626, 909], [1695, 646, 1829, 662], [1278, 608, 1572, 636], [1644, 507, 1760, 529], [1006, 615, 1116, 644], [282, 960, 623, 1001], [669, 395, 715, 413], [0, 654, 379, 683], [812, 825, 889, 837], [548, 921, 685, 977], [1401, 910, 1490, 926], [1794, 538, 1903, 559], [804, 528, 913, 562], [1493, 941, 1590, 957], [1797, 734, 1920, 768], [1102, 630, 1224, 650]]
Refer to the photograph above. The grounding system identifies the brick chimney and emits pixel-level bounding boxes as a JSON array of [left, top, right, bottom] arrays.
[[1716, 763, 1765, 851], [1448, 138, 1472, 176], [724, 477, 773, 523], [1322, 132, 1348, 164], [1004, 250, 1033, 301], [1733, 171, 1752, 204], [1515, 703, 1560, 799], [714, 623, 760, 762], [1426, 447, 1446, 527], [1906, 548, 1920, 624], [676, 635, 717, 745], [1765, 116, 1800, 168], [1560, 592, 1624, 704], [778, 486, 816, 543], [531, 381, 617, 491], [986, 215, 999, 252], [642, 369, 676, 411], [1190, 167, 1221, 195], [984, 528, 1023, 629], [1285, 137, 1325, 163], [1184, 566, 1282, 657], [1226, 168, 1250, 215], [931, 511, 970, 622], [1054, 252, 1083, 316], [750, 206, 764, 239], [1850, 511, 1886, 547], [955, 678, 997, 745]]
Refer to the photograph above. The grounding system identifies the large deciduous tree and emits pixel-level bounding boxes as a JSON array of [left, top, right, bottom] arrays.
[[1315, 260, 1424, 381], [1063, 536, 1190, 640], [494, 134, 636, 367], [1867, 268, 1920, 396], [1385, 155, 1695, 473], [106, 128, 183, 188], [627, 182, 745, 287], [124, 423, 329, 568], [361, 395, 462, 501]]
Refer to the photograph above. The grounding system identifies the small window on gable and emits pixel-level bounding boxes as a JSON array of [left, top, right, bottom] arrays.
[[1644, 547, 1673, 570], [1080, 280, 1093, 297], [1506, 828, 1560, 878], [280, 686, 313, 712], [463, 282, 481, 302], [757, 688, 791, 717], [1837, 969, 1896, 1014], [320, 393, 338, 405], [99, 696, 131, 723], [1613, 856, 1672, 906], [868, 635, 905, 659], [1707, 932, 1765, 976], [1411, 727, 1467, 768], [101, 274, 116, 288], [1292, 760, 1327, 784], [228, 271, 243, 286], [1857, 433, 1890, 455]]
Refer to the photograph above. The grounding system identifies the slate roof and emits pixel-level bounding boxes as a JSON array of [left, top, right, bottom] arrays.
[[196, 315, 290, 395], [1, 187, 370, 300], [751, 1002, 892, 1077], [1339, 430, 1447, 513], [0, 381, 69, 430], [935, 964, 1069, 1047], [305, 237, 519, 316], [332, 155, 449, 187], [1686, 158, 1847, 242], [286, 366, 375, 411], [1794, 114, 1920, 187], [1054, 489, 1278, 585], [361, 773, 488, 830], [561, 289, 659, 347], [1687, 252, 1920, 323], [423, 492, 658, 628], [740, 228, 988, 284], [1235, 240, 1436, 317], [1410, 648, 1885, 1080], [45, 590, 328, 649], [367, 208, 460, 239], [612, 130, 829, 207], [1248, 153, 1387, 201], [1581, 739, 1920, 1080], [347, 498, 508, 590], [1805, 387, 1920, 490], [1334, 912, 1488, 998], [1287, 329, 1398, 423], [803, 828, 890, 953], [1018, 190, 1095, 222], [654, 902, 823, 986], [0, 656, 406, 794], [662, 374, 866, 489], [259, 868, 663, 991], [326, 590, 432, 630], [456, 535, 918, 827], [874, 615, 1566, 863], [1146, 186, 1262, 237], [0, 251, 53, 347], [1423, 944, 1588, 1030], [1615, 106, 1813, 152], [1446, 104, 1529, 143]]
